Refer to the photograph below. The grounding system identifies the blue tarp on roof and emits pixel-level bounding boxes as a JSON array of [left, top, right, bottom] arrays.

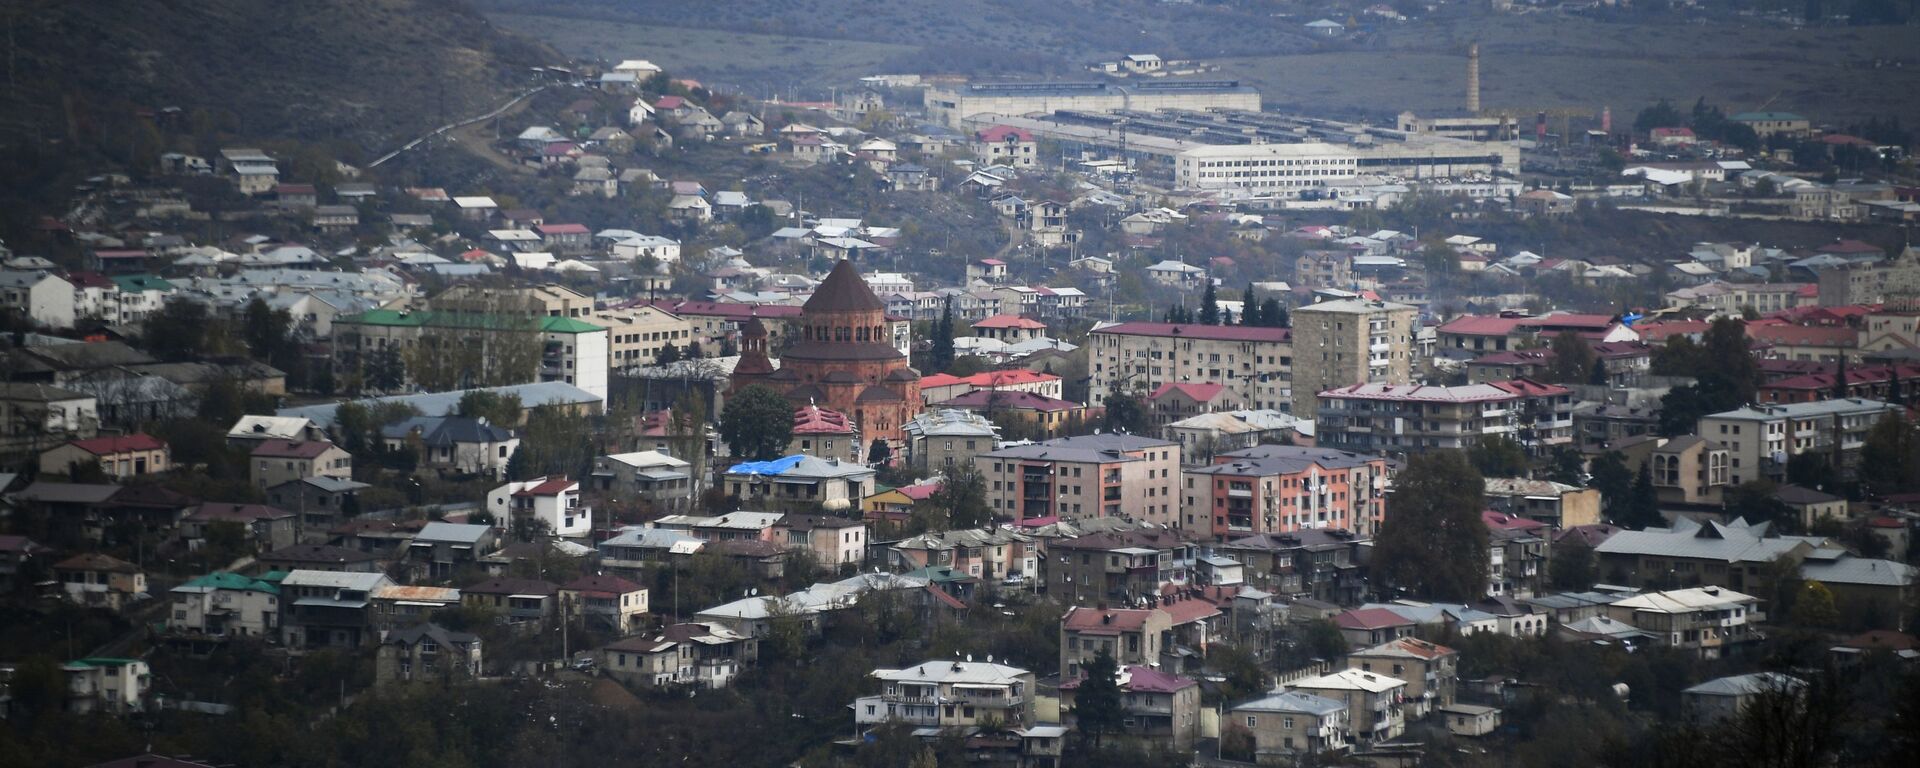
[[726, 455, 804, 476]]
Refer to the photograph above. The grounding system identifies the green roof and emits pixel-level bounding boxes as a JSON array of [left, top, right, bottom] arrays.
[[67, 657, 142, 668], [177, 571, 280, 595], [111, 274, 175, 293], [339, 309, 603, 334]]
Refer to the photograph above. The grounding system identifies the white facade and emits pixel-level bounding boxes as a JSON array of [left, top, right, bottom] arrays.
[[1175, 143, 1360, 197], [63, 658, 150, 714], [613, 235, 682, 264], [489, 477, 592, 538], [544, 322, 610, 403], [0, 271, 76, 328]]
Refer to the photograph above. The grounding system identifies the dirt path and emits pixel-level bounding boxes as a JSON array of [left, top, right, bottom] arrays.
[[368, 84, 550, 173]]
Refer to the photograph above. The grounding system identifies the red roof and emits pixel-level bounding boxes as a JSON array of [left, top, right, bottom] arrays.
[[923, 369, 1060, 389], [537, 223, 591, 236], [1091, 322, 1290, 343], [792, 405, 855, 434], [1060, 665, 1197, 694], [1652, 127, 1695, 138], [512, 476, 576, 496], [1335, 607, 1415, 631], [633, 299, 804, 320], [1158, 595, 1221, 625], [1063, 606, 1153, 634], [1746, 324, 1857, 348], [972, 314, 1047, 330], [1764, 363, 1920, 392], [64, 433, 166, 456], [1148, 382, 1228, 403], [1488, 378, 1573, 397], [654, 95, 686, 109], [938, 389, 1079, 412], [1437, 315, 1530, 337], [975, 124, 1034, 143], [249, 440, 337, 459], [1482, 509, 1549, 532], [897, 481, 942, 501], [187, 503, 292, 522]]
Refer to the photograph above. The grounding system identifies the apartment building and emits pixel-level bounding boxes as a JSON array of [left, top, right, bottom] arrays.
[[1230, 691, 1351, 760], [1060, 606, 1174, 677], [1696, 398, 1902, 485], [1315, 379, 1574, 455], [1059, 665, 1203, 750], [1046, 527, 1203, 605], [1088, 322, 1292, 411], [1287, 669, 1409, 744], [1289, 299, 1420, 418], [1181, 445, 1393, 540], [1614, 435, 1732, 506], [1216, 528, 1369, 605], [1347, 637, 1458, 719], [332, 310, 610, 402], [590, 306, 696, 368], [433, 283, 595, 319], [978, 434, 1182, 526], [1481, 478, 1601, 529], [1436, 312, 1639, 354]]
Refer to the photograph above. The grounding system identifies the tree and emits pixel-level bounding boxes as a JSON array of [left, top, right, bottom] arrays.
[[1789, 581, 1841, 628], [1785, 452, 1838, 493], [1590, 451, 1635, 521], [457, 391, 523, 426], [1467, 434, 1529, 478], [1262, 298, 1288, 329], [1163, 304, 1192, 324], [1547, 331, 1599, 385], [1546, 446, 1585, 486], [1072, 649, 1124, 747], [1725, 480, 1795, 531], [145, 296, 213, 361], [1240, 285, 1260, 326], [1621, 461, 1663, 529], [1199, 283, 1220, 325], [1102, 392, 1149, 435], [719, 385, 793, 461], [1861, 412, 1919, 497], [364, 346, 407, 393], [1651, 335, 1706, 377], [1590, 356, 1611, 386], [929, 461, 991, 528], [1701, 317, 1761, 405], [1372, 452, 1489, 601], [1635, 99, 1685, 133], [1551, 544, 1597, 591], [928, 297, 956, 373], [866, 438, 892, 466]]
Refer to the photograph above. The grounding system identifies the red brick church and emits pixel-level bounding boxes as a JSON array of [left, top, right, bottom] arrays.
[[730, 260, 922, 448]]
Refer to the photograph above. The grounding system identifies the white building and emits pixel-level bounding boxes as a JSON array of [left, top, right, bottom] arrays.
[[0, 271, 76, 328], [488, 475, 591, 538], [1175, 143, 1360, 197], [168, 571, 282, 638], [63, 657, 150, 714]]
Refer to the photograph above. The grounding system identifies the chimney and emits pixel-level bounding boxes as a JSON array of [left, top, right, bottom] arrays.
[[1601, 105, 1612, 134], [1466, 43, 1481, 115]]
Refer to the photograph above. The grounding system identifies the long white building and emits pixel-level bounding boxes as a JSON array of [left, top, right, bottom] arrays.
[[1175, 143, 1361, 198]]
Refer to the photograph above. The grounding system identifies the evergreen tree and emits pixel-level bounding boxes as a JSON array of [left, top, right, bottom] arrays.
[[1547, 331, 1599, 385], [1861, 412, 1919, 496], [1831, 354, 1849, 400], [1199, 283, 1220, 325], [1589, 356, 1611, 386], [1589, 451, 1635, 521], [1622, 462, 1663, 529], [1241, 285, 1260, 326], [1372, 452, 1489, 601], [1073, 649, 1124, 747], [929, 297, 956, 373], [1467, 435, 1529, 477], [1262, 298, 1288, 328], [656, 343, 683, 365]]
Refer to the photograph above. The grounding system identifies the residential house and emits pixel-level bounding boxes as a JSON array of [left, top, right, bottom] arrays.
[[249, 440, 352, 490], [487, 475, 591, 539], [1482, 477, 1602, 529], [460, 577, 559, 626], [167, 572, 281, 638], [53, 553, 146, 609], [62, 657, 150, 714], [902, 408, 1000, 472], [1287, 668, 1407, 743], [590, 450, 695, 512], [853, 659, 1037, 736], [1593, 518, 1822, 592], [1217, 528, 1369, 604], [974, 125, 1038, 169], [1045, 526, 1201, 604], [371, 584, 463, 630], [772, 514, 868, 568], [1230, 691, 1351, 760], [1438, 703, 1502, 737], [406, 522, 499, 580], [1605, 586, 1763, 658], [264, 476, 370, 536], [1059, 665, 1202, 750], [376, 623, 483, 687], [0, 270, 76, 328], [38, 434, 169, 479], [1683, 672, 1804, 724], [720, 455, 875, 513], [560, 574, 650, 634], [598, 621, 758, 689], [0, 382, 100, 457], [182, 502, 297, 553], [1483, 511, 1551, 599], [1347, 637, 1457, 719], [889, 526, 1039, 586], [380, 416, 519, 479], [1332, 607, 1418, 648], [257, 543, 383, 573], [279, 570, 393, 651]]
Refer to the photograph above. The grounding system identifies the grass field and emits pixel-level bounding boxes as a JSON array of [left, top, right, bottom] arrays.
[[488, 13, 918, 94], [1219, 15, 1920, 128]]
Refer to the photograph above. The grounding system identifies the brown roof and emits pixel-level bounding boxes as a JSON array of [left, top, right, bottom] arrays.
[[54, 552, 140, 573], [250, 439, 340, 459], [802, 259, 885, 314], [462, 577, 559, 596]]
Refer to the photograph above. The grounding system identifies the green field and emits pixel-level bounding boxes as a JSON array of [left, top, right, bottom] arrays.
[[1219, 15, 1920, 128], [488, 13, 918, 92]]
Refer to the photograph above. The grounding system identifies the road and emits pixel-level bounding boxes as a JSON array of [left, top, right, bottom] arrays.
[[367, 83, 552, 169]]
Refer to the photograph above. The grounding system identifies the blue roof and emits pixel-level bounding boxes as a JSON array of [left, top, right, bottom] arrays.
[[726, 455, 805, 475]]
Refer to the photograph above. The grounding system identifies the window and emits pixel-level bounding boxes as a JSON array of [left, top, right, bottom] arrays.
[[1246, 716, 1258, 728]]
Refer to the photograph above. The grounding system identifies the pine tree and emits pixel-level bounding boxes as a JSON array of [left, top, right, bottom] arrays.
[[1831, 355, 1849, 400], [1263, 299, 1289, 329], [1199, 283, 1220, 325], [929, 297, 956, 372], [1625, 462, 1662, 529], [1073, 649, 1124, 748], [1241, 285, 1259, 326]]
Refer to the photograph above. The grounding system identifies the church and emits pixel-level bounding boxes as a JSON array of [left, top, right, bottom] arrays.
[[730, 260, 922, 449]]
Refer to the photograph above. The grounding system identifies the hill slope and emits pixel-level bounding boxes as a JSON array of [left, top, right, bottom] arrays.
[[0, 0, 552, 152]]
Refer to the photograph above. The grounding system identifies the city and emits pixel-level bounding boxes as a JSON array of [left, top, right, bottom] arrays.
[[0, 1, 1918, 767]]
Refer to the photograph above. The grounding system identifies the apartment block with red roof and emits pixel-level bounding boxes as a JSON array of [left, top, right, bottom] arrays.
[[1059, 665, 1203, 749], [919, 369, 1063, 404], [1746, 321, 1857, 363], [38, 433, 169, 479], [788, 404, 859, 461], [936, 389, 1089, 439], [1435, 311, 1638, 354], [1088, 321, 1293, 412]]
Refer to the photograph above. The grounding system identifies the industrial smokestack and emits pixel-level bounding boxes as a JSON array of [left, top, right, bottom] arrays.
[[1536, 111, 1547, 142], [1467, 43, 1481, 115], [1601, 105, 1612, 134]]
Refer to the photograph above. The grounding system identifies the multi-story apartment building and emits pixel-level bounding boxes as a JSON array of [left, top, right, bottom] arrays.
[[590, 306, 696, 369], [1315, 379, 1574, 455], [1088, 322, 1292, 412], [1287, 669, 1408, 744], [1614, 435, 1732, 506], [1181, 446, 1392, 540], [433, 283, 594, 319], [280, 570, 393, 652], [598, 622, 758, 689], [1482, 511, 1550, 599], [1593, 518, 1823, 594], [62, 657, 150, 714], [1059, 665, 1203, 750], [1215, 529, 1369, 605], [332, 310, 610, 402], [1604, 586, 1762, 659], [1289, 299, 1419, 418], [1697, 399, 1903, 485], [854, 659, 1036, 734], [1481, 478, 1602, 529], [1046, 527, 1202, 605], [890, 527, 1039, 585], [902, 408, 1000, 471], [1060, 606, 1174, 677], [977, 434, 1181, 526], [1346, 638, 1457, 720]]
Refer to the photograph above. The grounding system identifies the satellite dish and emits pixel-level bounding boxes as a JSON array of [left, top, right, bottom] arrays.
[[749, 588, 759, 596]]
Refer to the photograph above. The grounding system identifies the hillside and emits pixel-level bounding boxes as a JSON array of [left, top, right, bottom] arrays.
[[0, 0, 553, 154]]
